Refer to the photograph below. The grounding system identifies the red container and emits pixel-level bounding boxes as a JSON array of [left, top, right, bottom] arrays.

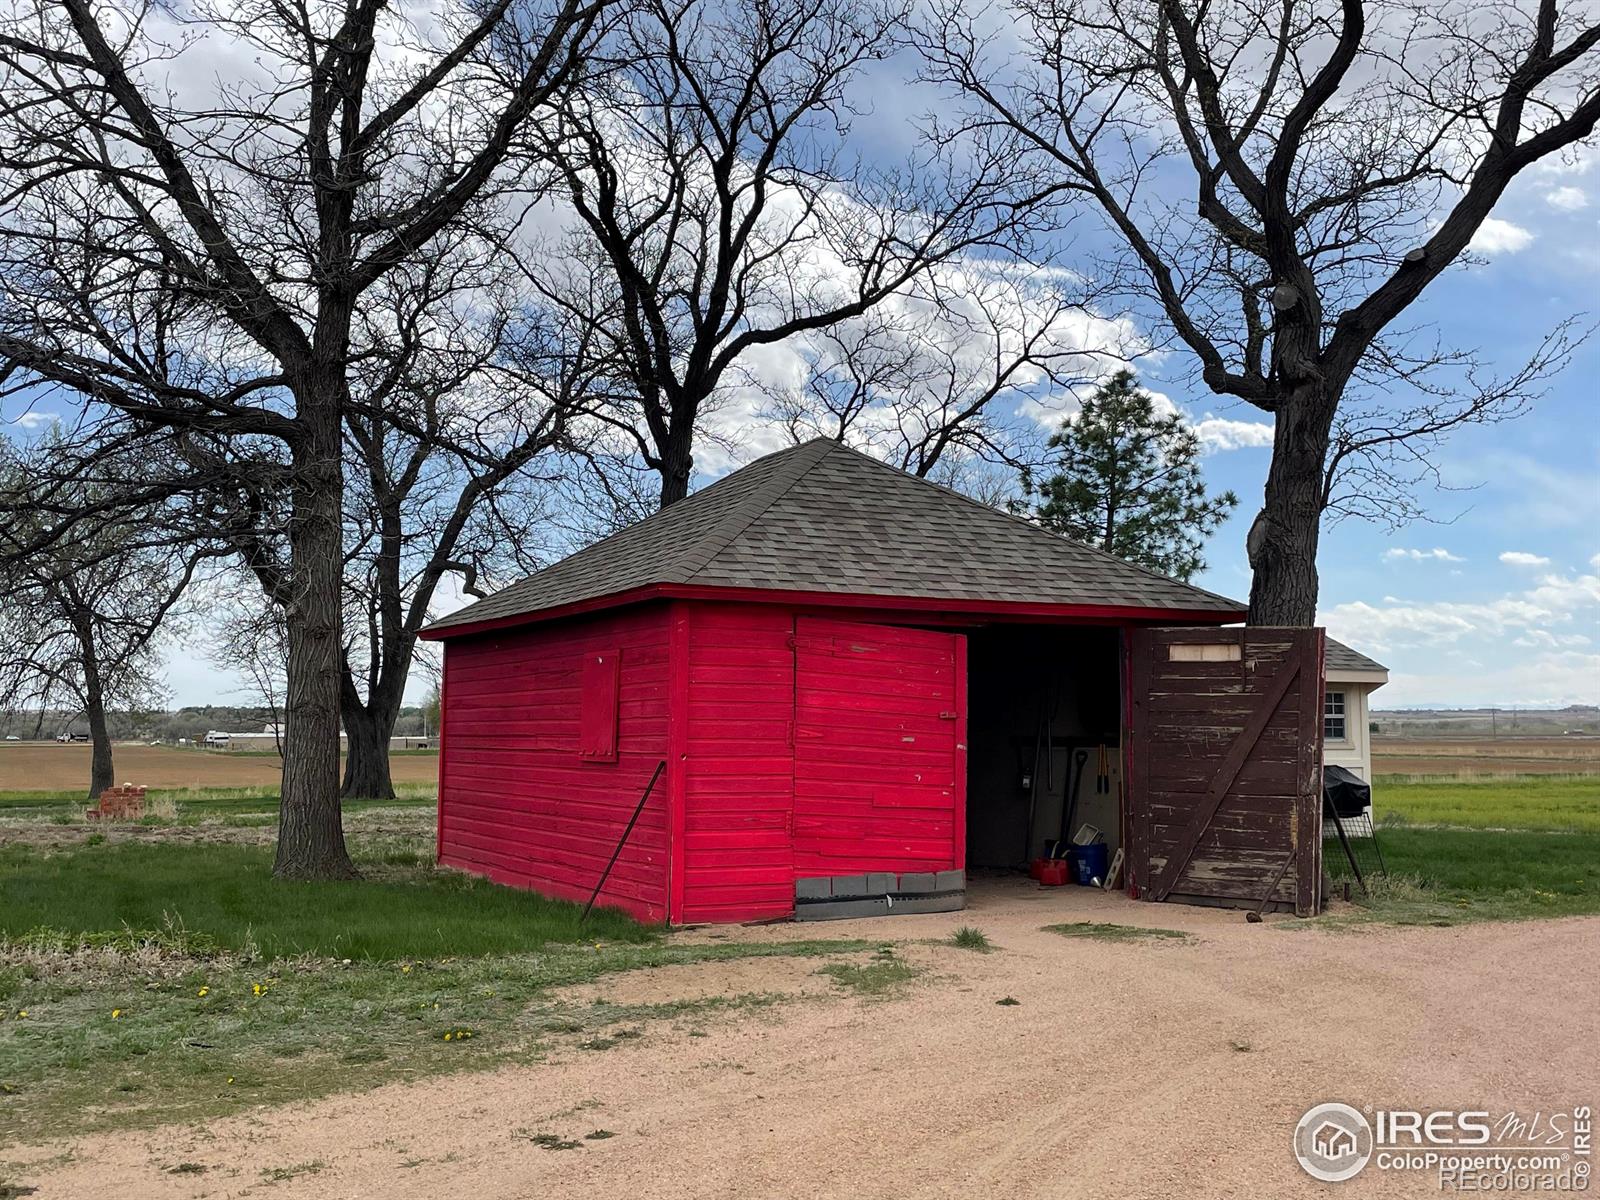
[[1029, 857, 1049, 880], [1038, 860, 1070, 886]]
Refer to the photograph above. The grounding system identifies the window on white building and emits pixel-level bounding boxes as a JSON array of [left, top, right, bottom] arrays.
[[1324, 690, 1347, 742]]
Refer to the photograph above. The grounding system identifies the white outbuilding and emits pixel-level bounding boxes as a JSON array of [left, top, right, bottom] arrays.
[[1322, 639, 1389, 782]]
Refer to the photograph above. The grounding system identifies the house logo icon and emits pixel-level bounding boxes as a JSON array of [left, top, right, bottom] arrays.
[[1313, 1122, 1357, 1159], [1294, 1102, 1374, 1182]]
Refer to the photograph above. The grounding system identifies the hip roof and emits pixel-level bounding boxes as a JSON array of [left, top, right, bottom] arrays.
[[425, 438, 1247, 636]]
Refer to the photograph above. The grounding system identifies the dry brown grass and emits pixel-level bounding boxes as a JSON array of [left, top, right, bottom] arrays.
[[1373, 736, 1600, 776], [0, 742, 439, 793]]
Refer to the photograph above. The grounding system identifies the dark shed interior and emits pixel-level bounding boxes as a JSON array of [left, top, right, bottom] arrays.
[[965, 626, 1123, 870]]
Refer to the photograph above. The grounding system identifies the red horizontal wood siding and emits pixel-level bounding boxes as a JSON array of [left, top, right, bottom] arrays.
[[793, 617, 965, 876], [438, 604, 671, 922], [675, 605, 967, 924], [677, 604, 796, 923]]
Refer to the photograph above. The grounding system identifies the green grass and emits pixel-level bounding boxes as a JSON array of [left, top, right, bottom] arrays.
[[1373, 774, 1600, 832], [1316, 775, 1600, 925], [0, 932, 874, 1145], [950, 926, 993, 952], [0, 842, 650, 959], [818, 946, 919, 996], [1327, 826, 1600, 925], [1043, 922, 1192, 943], [0, 831, 884, 1146]]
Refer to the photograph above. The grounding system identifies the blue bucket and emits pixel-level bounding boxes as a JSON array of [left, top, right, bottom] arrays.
[[1073, 841, 1109, 885]]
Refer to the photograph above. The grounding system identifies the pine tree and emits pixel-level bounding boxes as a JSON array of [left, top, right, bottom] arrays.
[[1019, 371, 1238, 581]]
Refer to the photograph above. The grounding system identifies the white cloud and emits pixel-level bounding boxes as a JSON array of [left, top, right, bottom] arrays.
[[1374, 650, 1600, 709], [1192, 415, 1274, 452], [1511, 630, 1591, 649], [1321, 568, 1600, 654], [1469, 217, 1535, 255], [1383, 547, 1465, 563], [1050, 389, 1274, 455], [1499, 551, 1552, 567], [1534, 145, 1599, 179], [701, 254, 1151, 475], [1545, 186, 1589, 212], [8, 411, 58, 430]]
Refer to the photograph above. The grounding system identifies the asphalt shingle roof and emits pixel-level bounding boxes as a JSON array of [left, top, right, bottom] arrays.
[[426, 438, 1247, 634], [1325, 637, 1388, 675]]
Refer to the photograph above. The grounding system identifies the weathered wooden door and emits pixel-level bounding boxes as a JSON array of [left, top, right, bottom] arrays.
[[1127, 627, 1325, 916], [792, 617, 966, 877]]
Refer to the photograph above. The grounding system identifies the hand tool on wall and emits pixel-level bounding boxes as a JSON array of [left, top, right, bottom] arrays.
[[1245, 851, 1295, 923]]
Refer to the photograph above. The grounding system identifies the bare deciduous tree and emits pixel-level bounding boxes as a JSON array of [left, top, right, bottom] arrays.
[[0, 437, 202, 798], [192, 235, 606, 800], [0, 0, 611, 876], [763, 263, 1128, 479], [536, 0, 1055, 507], [919, 0, 1600, 622], [207, 585, 291, 758]]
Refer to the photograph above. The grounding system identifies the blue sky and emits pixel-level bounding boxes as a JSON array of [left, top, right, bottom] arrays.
[[844, 48, 1600, 710], [4, 29, 1597, 712], [827, 46, 1600, 708], [1173, 159, 1600, 708]]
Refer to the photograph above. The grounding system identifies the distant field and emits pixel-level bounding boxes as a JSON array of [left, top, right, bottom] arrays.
[[1372, 735, 1599, 776], [1375, 775, 1600, 832], [0, 742, 439, 794]]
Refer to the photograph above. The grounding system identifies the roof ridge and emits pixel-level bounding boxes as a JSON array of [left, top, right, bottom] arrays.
[[670, 438, 836, 583], [817, 438, 1244, 611]]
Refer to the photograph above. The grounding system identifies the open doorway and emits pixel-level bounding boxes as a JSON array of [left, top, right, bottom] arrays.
[[964, 625, 1122, 872]]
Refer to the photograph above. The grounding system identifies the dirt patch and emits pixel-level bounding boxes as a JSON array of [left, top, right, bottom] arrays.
[[556, 954, 843, 1006], [0, 743, 439, 793], [8, 882, 1597, 1199]]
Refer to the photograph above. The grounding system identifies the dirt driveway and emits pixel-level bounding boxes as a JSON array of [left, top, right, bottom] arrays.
[[9, 883, 1598, 1199]]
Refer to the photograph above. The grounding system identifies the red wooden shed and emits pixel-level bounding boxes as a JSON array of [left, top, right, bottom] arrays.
[[420, 439, 1328, 924]]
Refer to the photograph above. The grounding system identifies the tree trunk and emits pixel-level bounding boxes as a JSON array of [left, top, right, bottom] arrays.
[[85, 695, 115, 802], [1247, 389, 1335, 626], [274, 384, 359, 880], [72, 610, 115, 800], [341, 702, 396, 800], [657, 419, 696, 508]]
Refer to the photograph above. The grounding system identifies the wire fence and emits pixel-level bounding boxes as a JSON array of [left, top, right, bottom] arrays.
[[1324, 805, 1388, 892]]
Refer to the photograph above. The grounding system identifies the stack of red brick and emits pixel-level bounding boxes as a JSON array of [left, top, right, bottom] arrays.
[[86, 785, 146, 821]]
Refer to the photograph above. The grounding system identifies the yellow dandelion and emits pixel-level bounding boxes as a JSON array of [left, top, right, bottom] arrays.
[[16, 1010, 26, 1020], [443, 1032, 453, 1041], [112, 1009, 123, 1019], [227, 1076, 234, 1085], [197, 986, 209, 997]]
